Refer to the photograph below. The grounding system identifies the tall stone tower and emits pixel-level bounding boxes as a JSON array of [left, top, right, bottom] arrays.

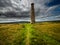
[[30, 3, 35, 24]]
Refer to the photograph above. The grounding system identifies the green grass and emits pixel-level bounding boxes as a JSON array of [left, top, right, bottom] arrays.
[[0, 22, 60, 45]]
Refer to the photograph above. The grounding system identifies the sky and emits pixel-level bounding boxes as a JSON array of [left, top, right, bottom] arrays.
[[0, 0, 60, 22]]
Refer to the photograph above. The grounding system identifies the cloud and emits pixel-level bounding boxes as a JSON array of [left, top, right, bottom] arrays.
[[45, 5, 60, 17], [0, 0, 60, 21]]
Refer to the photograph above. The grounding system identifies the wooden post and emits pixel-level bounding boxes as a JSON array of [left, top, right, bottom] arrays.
[[30, 3, 35, 24]]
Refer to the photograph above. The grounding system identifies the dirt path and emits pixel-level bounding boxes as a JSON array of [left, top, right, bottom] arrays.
[[24, 24, 34, 45]]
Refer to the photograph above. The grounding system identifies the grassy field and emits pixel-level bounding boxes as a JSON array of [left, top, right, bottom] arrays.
[[0, 22, 60, 45]]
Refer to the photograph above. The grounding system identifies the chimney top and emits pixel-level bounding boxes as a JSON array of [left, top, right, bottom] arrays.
[[31, 3, 34, 5]]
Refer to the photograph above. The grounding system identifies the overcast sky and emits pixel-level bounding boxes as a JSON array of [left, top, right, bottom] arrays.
[[0, 0, 60, 22]]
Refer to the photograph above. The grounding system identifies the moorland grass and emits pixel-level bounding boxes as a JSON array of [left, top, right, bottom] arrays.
[[0, 22, 60, 45]]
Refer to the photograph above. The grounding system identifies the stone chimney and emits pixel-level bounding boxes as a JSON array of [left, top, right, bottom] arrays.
[[30, 3, 35, 24]]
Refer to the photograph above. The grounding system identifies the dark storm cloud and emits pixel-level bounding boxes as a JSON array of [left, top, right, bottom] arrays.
[[0, 0, 12, 7], [0, 0, 60, 21]]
